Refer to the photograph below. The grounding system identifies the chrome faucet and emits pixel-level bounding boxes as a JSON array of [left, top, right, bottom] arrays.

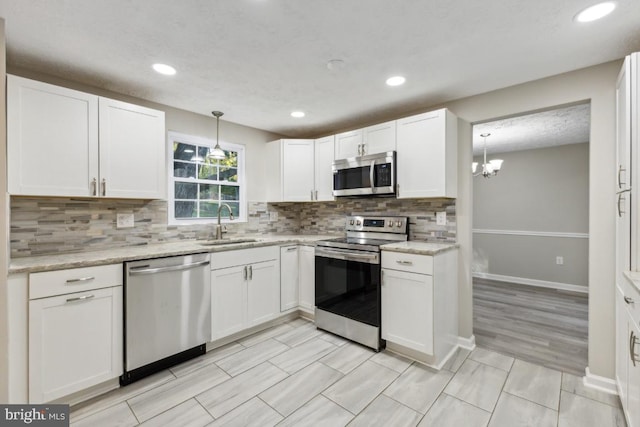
[[215, 203, 235, 240]]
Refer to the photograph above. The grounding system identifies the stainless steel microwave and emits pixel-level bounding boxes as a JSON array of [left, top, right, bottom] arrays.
[[332, 151, 396, 197]]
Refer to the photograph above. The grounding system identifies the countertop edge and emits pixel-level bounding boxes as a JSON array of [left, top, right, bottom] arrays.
[[380, 242, 459, 256], [9, 235, 335, 275]]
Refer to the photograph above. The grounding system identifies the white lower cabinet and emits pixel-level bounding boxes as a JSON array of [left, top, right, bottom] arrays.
[[381, 249, 458, 367], [280, 246, 299, 312], [211, 246, 280, 341], [298, 245, 316, 315], [616, 276, 640, 427], [28, 264, 123, 403]]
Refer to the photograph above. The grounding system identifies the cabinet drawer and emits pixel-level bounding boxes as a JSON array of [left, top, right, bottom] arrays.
[[623, 277, 640, 328], [211, 245, 279, 270], [382, 251, 433, 275], [30, 264, 123, 300]]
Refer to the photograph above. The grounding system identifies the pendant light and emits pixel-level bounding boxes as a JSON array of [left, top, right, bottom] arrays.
[[208, 111, 226, 160], [472, 133, 504, 178]]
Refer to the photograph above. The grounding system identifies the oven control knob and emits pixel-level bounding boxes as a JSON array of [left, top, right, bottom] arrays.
[[387, 220, 393, 228], [396, 221, 403, 228], [349, 220, 354, 225], [356, 220, 362, 226]]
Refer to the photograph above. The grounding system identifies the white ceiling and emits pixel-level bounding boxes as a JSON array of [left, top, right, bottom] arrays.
[[472, 103, 591, 156], [0, 1, 638, 138]]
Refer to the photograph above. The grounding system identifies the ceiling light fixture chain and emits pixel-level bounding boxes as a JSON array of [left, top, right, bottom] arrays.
[[472, 133, 504, 178], [208, 111, 226, 160]]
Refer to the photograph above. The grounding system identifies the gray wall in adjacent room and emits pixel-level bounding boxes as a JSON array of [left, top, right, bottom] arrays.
[[472, 142, 589, 288]]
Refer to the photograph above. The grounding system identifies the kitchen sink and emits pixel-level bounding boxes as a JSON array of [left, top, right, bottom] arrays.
[[199, 238, 259, 246]]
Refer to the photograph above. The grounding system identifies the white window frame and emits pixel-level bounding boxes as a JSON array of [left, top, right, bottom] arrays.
[[168, 131, 246, 225]]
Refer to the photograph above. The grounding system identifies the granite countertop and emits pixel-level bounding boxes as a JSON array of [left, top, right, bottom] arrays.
[[380, 241, 459, 255], [623, 271, 640, 294], [9, 234, 339, 274]]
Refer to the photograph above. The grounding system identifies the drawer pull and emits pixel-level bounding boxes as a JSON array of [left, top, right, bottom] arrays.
[[65, 276, 95, 284], [66, 294, 95, 303], [631, 331, 639, 366], [396, 260, 413, 266], [624, 296, 635, 304], [286, 247, 297, 252]]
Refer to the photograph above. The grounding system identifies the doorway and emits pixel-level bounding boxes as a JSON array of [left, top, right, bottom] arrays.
[[471, 103, 590, 375]]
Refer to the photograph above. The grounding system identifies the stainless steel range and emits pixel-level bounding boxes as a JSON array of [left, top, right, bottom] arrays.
[[315, 215, 408, 351]]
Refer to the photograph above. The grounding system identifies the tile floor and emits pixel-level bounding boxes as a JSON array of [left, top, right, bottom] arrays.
[[70, 318, 627, 427]]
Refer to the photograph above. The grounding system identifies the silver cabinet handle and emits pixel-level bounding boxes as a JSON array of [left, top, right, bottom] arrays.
[[618, 192, 627, 217], [619, 165, 627, 189], [310, 190, 314, 200], [66, 294, 95, 303], [315, 190, 318, 200], [248, 265, 253, 280], [624, 296, 635, 304], [357, 144, 361, 156], [361, 143, 366, 156], [66, 276, 95, 284], [91, 178, 97, 196], [396, 260, 413, 266], [631, 331, 639, 366], [129, 260, 210, 276], [101, 178, 107, 196], [243, 265, 247, 280]]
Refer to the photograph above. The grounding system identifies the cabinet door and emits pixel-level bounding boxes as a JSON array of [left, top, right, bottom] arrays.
[[298, 245, 315, 314], [247, 260, 280, 327], [381, 268, 433, 355], [282, 139, 315, 201], [211, 265, 246, 341], [335, 129, 363, 159], [629, 319, 640, 427], [314, 136, 335, 201], [7, 75, 99, 197], [616, 285, 629, 408], [396, 109, 457, 198], [280, 246, 299, 311], [98, 98, 166, 199], [29, 286, 122, 403], [363, 121, 396, 155]]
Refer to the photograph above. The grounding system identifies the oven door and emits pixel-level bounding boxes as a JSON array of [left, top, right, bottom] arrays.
[[315, 247, 381, 327]]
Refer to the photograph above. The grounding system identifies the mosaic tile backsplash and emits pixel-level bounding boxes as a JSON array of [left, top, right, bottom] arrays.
[[10, 196, 456, 258]]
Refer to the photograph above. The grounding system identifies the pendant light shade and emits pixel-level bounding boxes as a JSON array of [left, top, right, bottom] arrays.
[[208, 111, 226, 160]]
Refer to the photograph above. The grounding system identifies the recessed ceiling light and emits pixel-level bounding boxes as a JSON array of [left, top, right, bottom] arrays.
[[152, 63, 177, 75], [291, 111, 305, 118], [386, 76, 406, 86], [574, 2, 616, 22]]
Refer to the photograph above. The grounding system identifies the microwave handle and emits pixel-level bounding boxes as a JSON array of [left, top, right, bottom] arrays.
[[370, 160, 375, 193]]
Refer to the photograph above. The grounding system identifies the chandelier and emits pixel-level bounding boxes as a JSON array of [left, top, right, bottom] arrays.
[[472, 133, 503, 178]]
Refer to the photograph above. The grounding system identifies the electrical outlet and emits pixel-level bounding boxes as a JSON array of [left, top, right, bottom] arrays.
[[556, 256, 564, 265], [269, 211, 278, 222], [436, 211, 446, 226], [116, 213, 134, 229]]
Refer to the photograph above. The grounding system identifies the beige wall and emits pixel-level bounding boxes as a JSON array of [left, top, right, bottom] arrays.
[[436, 61, 619, 378], [473, 143, 589, 287]]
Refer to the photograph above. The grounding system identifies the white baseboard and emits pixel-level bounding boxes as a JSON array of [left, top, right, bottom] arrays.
[[457, 335, 476, 351], [583, 367, 618, 395], [473, 272, 588, 294]]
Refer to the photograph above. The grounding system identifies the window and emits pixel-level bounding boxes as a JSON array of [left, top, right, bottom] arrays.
[[168, 131, 245, 225]]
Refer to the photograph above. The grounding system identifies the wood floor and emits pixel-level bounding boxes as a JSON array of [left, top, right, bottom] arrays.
[[473, 277, 589, 376]]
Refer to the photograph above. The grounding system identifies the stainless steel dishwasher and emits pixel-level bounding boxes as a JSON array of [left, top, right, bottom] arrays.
[[121, 253, 211, 385]]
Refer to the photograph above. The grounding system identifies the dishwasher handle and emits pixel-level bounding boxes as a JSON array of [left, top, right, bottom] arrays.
[[128, 260, 210, 276]]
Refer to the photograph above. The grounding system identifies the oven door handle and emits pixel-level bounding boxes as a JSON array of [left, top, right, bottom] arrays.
[[315, 247, 380, 264]]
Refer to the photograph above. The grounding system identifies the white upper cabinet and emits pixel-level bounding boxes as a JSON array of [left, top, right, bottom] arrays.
[[8, 75, 99, 197], [396, 109, 458, 198], [335, 121, 396, 159], [7, 75, 166, 199], [314, 135, 335, 201], [266, 138, 333, 202], [98, 98, 165, 199]]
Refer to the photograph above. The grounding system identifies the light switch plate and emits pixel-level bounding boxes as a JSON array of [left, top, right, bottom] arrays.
[[269, 211, 278, 222], [436, 211, 446, 226], [116, 213, 134, 229]]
